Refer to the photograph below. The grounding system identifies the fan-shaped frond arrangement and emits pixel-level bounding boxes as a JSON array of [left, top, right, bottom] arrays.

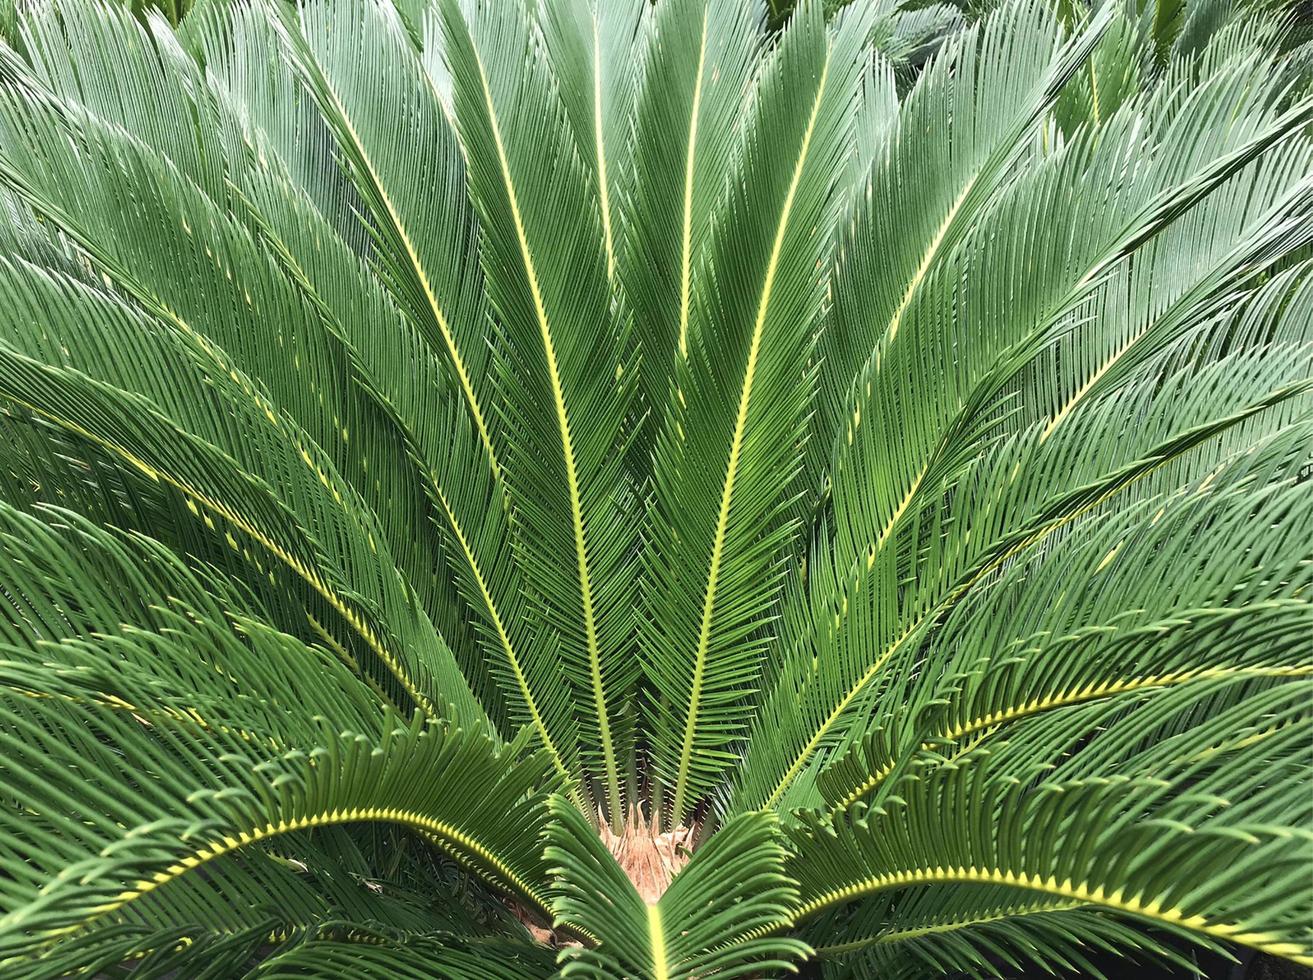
[[0, 0, 1308, 976]]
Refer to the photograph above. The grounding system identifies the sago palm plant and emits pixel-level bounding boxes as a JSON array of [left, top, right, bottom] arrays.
[[0, 0, 1309, 975]]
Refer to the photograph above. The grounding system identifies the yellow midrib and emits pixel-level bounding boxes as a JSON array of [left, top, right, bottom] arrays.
[[432, 479, 585, 807], [762, 612, 920, 809], [593, 14, 617, 281], [839, 174, 978, 456], [863, 460, 927, 570], [320, 80, 501, 482], [884, 175, 976, 345], [648, 902, 670, 980], [5, 683, 281, 751], [671, 47, 833, 822], [1040, 323, 1149, 441], [1088, 60, 1102, 124], [833, 758, 895, 814], [677, 6, 710, 357], [792, 866, 1310, 964], [467, 38, 622, 826]]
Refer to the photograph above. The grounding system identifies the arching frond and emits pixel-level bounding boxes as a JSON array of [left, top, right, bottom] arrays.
[[784, 470, 1313, 963], [0, 504, 559, 974], [809, 887, 1192, 980], [548, 802, 807, 978], [622, 0, 762, 429], [788, 684, 1313, 963], [438, 0, 641, 829], [247, 936, 556, 980]]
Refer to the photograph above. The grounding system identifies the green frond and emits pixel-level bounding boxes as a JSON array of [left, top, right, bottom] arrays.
[[814, 0, 1103, 464], [0, 341, 484, 725], [0, 503, 560, 972], [783, 467, 1313, 963], [548, 802, 808, 978], [642, 0, 876, 824], [439, 0, 641, 829], [817, 431, 1313, 810], [17, 829, 526, 978], [282, 0, 499, 475], [539, 0, 649, 286], [257, 0, 585, 793]]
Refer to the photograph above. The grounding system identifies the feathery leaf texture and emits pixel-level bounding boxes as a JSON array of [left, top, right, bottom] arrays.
[[0, 0, 1309, 975]]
